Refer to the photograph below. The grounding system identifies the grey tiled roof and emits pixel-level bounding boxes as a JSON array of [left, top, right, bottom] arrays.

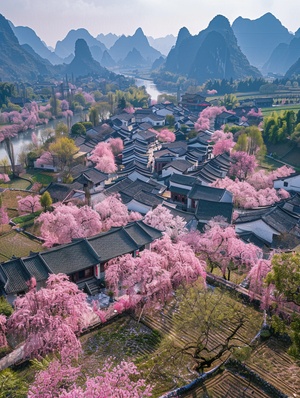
[[188, 184, 227, 201], [195, 199, 233, 223], [0, 259, 31, 294], [43, 182, 83, 203], [40, 240, 99, 274], [235, 206, 299, 234], [164, 159, 192, 172], [124, 221, 161, 246], [87, 228, 138, 262], [23, 254, 51, 282], [130, 191, 164, 207], [169, 173, 198, 186]]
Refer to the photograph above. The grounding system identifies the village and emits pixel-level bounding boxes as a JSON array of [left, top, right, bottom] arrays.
[[0, 81, 300, 397]]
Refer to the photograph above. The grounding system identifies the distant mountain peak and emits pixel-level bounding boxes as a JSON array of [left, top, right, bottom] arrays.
[[134, 27, 144, 36], [176, 27, 191, 46], [74, 38, 93, 59], [208, 15, 231, 30]]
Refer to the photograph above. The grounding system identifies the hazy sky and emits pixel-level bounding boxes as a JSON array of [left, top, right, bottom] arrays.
[[1, 0, 299, 48]]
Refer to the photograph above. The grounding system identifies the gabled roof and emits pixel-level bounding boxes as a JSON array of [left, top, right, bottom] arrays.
[[163, 159, 192, 173], [169, 173, 198, 187], [40, 239, 99, 274], [42, 182, 83, 203], [23, 254, 51, 282], [0, 221, 163, 295], [188, 183, 230, 202], [74, 168, 107, 185], [235, 206, 300, 234], [162, 203, 196, 223], [273, 172, 299, 182], [111, 112, 135, 122], [128, 191, 164, 207], [133, 130, 157, 141], [195, 199, 233, 223], [216, 111, 239, 120], [237, 231, 270, 249], [0, 258, 31, 294], [87, 228, 139, 262]]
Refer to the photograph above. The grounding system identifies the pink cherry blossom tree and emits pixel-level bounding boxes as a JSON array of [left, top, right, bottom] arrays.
[[89, 142, 116, 173], [195, 106, 227, 131], [105, 236, 206, 312], [212, 138, 235, 156], [28, 358, 81, 398], [108, 137, 124, 155], [229, 151, 257, 180], [29, 358, 152, 398], [0, 315, 7, 348], [247, 259, 272, 309], [144, 204, 186, 242], [0, 173, 10, 183], [207, 89, 218, 95], [36, 204, 102, 247], [7, 273, 93, 361], [94, 194, 141, 231], [210, 129, 235, 156], [247, 165, 294, 190], [212, 177, 288, 208], [35, 151, 54, 168], [156, 128, 176, 143], [152, 235, 207, 288], [181, 220, 262, 280], [17, 195, 42, 214]]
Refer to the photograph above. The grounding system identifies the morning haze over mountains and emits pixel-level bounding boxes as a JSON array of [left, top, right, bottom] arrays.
[[2, 11, 300, 82]]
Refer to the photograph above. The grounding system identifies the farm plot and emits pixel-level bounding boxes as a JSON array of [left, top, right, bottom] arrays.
[[245, 337, 300, 397]]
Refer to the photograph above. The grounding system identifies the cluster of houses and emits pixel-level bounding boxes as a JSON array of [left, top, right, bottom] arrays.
[[1, 93, 300, 301]]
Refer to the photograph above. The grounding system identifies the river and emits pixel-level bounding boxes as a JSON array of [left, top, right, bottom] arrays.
[[0, 78, 165, 162], [0, 113, 84, 162], [134, 77, 165, 102]]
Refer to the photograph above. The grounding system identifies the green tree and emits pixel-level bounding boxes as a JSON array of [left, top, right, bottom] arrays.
[[93, 90, 103, 101], [220, 93, 239, 110], [0, 296, 13, 317], [291, 123, 300, 144], [89, 107, 99, 127], [55, 122, 69, 138], [94, 101, 111, 121], [266, 252, 300, 306], [0, 83, 15, 108], [71, 122, 86, 137], [161, 284, 260, 374], [246, 126, 266, 157], [165, 114, 175, 127], [49, 137, 79, 170], [0, 369, 27, 398], [117, 96, 126, 110], [157, 93, 177, 104], [40, 191, 53, 212], [234, 133, 248, 152], [73, 93, 86, 107]]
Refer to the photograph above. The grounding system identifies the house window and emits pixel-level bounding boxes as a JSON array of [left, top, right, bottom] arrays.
[[284, 181, 288, 187]]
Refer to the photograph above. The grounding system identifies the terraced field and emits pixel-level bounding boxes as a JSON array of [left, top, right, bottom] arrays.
[[181, 369, 272, 398], [246, 338, 300, 397]]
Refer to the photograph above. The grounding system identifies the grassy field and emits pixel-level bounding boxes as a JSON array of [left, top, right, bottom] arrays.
[[0, 178, 31, 190], [22, 170, 55, 186], [261, 103, 300, 116], [0, 230, 43, 261]]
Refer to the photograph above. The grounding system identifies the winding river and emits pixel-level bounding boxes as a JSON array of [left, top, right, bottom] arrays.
[[0, 78, 164, 162]]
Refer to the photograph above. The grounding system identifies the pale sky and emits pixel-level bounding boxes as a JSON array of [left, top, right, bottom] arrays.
[[1, 0, 298, 48]]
